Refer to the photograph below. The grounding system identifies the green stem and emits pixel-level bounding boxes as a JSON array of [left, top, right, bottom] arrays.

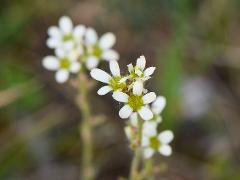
[[77, 73, 94, 180], [129, 118, 143, 180]]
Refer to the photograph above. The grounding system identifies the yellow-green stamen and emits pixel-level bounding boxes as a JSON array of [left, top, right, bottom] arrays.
[[60, 58, 71, 69], [128, 95, 143, 111], [150, 136, 160, 149], [109, 76, 126, 91]]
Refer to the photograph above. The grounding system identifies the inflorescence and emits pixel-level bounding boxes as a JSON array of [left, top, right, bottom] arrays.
[[90, 55, 174, 158]]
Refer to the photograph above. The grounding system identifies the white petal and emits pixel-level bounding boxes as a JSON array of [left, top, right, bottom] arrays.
[[47, 26, 61, 38], [42, 56, 59, 70], [55, 70, 69, 83], [102, 50, 119, 61], [152, 96, 166, 115], [142, 92, 157, 104], [86, 56, 99, 70], [85, 28, 98, 45], [112, 91, 129, 103], [119, 105, 133, 119], [97, 86, 112, 95], [99, 32, 116, 49], [133, 81, 143, 95], [158, 130, 174, 144], [129, 112, 138, 127], [136, 55, 146, 70], [73, 25, 86, 39], [90, 68, 111, 83], [141, 135, 150, 147], [59, 16, 73, 34], [143, 148, 155, 159], [158, 145, 172, 156], [70, 62, 81, 73], [138, 106, 153, 121], [55, 48, 66, 58], [46, 38, 60, 48], [127, 63, 134, 72], [142, 121, 158, 137], [144, 67, 156, 77], [109, 60, 120, 76], [63, 41, 74, 51]]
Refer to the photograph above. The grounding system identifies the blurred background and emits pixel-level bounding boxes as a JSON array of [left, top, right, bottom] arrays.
[[0, 0, 240, 179]]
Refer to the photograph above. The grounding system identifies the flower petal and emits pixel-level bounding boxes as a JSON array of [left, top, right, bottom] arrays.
[[133, 81, 143, 95], [138, 106, 153, 120], [90, 68, 111, 83], [119, 105, 133, 119], [136, 55, 146, 70], [46, 38, 60, 48], [85, 28, 98, 45], [151, 96, 166, 115], [143, 148, 155, 159], [73, 25, 86, 40], [102, 50, 119, 61], [141, 135, 150, 147], [59, 16, 73, 34], [142, 121, 158, 137], [142, 92, 157, 104], [86, 56, 99, 70], [158, 130, 174, 144], [109, 60, 120, 76], [47, 26, 61, 38], [42, 56, 59, 70], [97, 86, 112, 95], [112, 91, 129, 103], [55, 70, 69, 83], [158, 145, 172, 156], [99, 32, 116, 49], [144, 67, 156, 76], [70, 62, 81, 73]]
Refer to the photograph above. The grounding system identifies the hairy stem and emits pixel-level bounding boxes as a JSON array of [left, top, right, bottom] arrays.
[[129, 118, 143, 180], [77, 73, 94, 180]]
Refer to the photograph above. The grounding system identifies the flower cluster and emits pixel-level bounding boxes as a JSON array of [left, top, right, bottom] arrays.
[[90, 55, 174, 158], [42, 16, 119, 83]]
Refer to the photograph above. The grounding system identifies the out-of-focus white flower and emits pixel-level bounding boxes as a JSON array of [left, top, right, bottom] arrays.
[[42, 51, 81, 83], [47, 16, 86, 53], [85, 28, 119, 70], [127, 55, 155, 81], [90, 60, 126, 95], [112, 81, 156, 120], [142, 130, 174, 158]]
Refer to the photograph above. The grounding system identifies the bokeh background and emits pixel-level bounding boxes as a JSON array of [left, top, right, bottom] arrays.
[[1, 0, 240, 179]]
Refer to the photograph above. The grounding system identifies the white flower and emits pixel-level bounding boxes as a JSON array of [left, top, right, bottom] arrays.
[[42, 51, 81, 83], [47, 16, 86, 53], [112, 81, 156, 120], [84, 28, 119, 69], [142, 130, 174, 158], [90, 60, 126, 95], [128, 55, 156, 81]]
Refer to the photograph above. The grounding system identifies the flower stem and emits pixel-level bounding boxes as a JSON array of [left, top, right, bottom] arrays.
[[129, 118, 143, 180], [77, 73, 95, 180]]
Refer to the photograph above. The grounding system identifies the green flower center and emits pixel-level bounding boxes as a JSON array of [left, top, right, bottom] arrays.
[[109, 76, 126, 91], [150, 136, 160, 149], [92, 44, 103, 57], [63, 34, 73, 41], [60, 58, 71, 69], [128, 95, 143, 111], [129, 67, 143, 78]]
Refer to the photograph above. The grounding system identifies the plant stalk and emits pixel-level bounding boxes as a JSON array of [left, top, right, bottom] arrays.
[[77, 73, 94, 180]]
